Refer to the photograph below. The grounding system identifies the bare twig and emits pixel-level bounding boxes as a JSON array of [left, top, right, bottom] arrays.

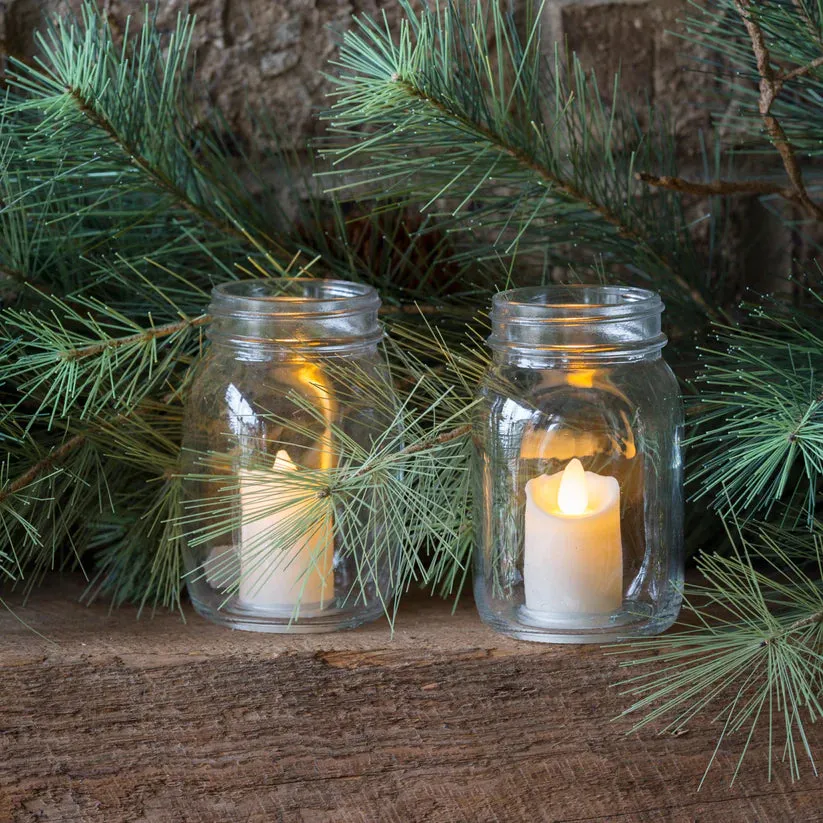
[[637, 172, 792, 199], [780, 55, 823, 84], [733, 0, 823, 221]]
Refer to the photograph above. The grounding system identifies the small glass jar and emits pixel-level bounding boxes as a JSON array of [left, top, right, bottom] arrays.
[[181, 278, 397, 633], [472, 285, 684, 643]]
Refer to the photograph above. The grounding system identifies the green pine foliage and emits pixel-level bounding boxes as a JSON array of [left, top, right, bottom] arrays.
[[323, 0, 718, 322], [1, 0, 823, 783]]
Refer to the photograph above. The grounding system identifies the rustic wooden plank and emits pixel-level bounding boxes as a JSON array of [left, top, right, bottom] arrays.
[[0, 579, 820, 823]]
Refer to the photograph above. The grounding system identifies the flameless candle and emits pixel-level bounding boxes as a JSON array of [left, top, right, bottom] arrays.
[[238, 449, 334, 610], [523, 458, 622, 617]]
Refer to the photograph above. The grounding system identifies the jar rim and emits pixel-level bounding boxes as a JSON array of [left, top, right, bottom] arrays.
[[210, 278, 381, 320], [489, 285, 666, 360], [492, 285, 663, 323]]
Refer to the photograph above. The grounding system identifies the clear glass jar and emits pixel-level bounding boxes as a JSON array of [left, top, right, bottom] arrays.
[[181, 278, 397, 633], [473, 285, 684, 643]]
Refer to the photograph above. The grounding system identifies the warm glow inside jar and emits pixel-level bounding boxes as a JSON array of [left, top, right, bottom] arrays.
[[181, 278, 397, 633], [472, 285, 684, 643]]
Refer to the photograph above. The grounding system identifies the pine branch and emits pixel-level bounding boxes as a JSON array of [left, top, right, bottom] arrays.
[[64, 86, 247, 243], [689, 296, 823, 523], [390, 78, 719, 321], [393, 78, 639, 240], [60, 313, 210, 360], [614, 523, 823, 785]]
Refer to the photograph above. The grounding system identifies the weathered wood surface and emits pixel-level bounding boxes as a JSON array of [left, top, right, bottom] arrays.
[[0, 580, 820, 823]]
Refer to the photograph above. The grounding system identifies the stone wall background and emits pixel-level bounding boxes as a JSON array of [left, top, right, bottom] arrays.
[[0, 0, 713, 144], [0, 0, 797, 297]]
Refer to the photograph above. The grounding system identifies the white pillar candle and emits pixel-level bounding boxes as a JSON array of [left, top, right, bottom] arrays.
[[523, 458, 622, 616], [238, 449, 334, 611]]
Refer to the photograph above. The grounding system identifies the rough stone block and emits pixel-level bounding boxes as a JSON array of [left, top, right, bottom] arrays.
[[554, 0, 714, 154], [1, 0, 397, 146]]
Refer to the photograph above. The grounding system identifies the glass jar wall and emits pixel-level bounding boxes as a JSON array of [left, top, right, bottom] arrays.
[[472, 285, 684, 643], [181, 278, 397, 633]]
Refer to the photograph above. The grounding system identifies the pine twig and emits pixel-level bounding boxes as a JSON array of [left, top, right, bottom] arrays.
[[637, 172, 792, 199], [780, 55, 823, 84], [49, 307, 471, 365], [0, 433, 85, 505], [61, 314, 211, 360], [733, 0, 823, 221], [315, 422, 472, 498], [760, 608, 823, 646], [400, 422, 472, 456]]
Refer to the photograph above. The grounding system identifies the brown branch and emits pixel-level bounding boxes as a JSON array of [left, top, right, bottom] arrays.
[[0, 434, 86, 505], [780, 55, 823, 84], [0, 263, 58, 301], [61, 314, 211, 360], [378, 303, 477, 318], [733, 0, 823, 221], [636, 172, 793, 199], [66, 86, 248, 243], [394, 79, 720, 321], [760, 608, 823, 646], [401, 423, 472, 456]]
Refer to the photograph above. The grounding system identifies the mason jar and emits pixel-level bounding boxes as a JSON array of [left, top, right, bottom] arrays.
[[181, 278, 397, 633], [472, 285, 684, 643]]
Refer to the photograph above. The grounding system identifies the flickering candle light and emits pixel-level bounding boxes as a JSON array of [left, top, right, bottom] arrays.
[[523, 458, 623, 617], [238, 448, 334, 610]]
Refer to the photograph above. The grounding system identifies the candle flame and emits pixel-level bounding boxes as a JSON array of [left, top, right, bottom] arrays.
[[273, 449, 297, 472], [557, 458, 588, 515]]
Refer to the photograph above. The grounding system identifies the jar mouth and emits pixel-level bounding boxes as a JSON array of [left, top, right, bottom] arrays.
[[208, 278, 383, 352], [492, 285, 663, 322], [489, 285, 666, 359], [210, 278, 381, 320]]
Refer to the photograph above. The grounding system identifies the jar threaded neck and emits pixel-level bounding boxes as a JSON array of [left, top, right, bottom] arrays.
[[488, 285, 666, 361], [208, 278, 383, 352]]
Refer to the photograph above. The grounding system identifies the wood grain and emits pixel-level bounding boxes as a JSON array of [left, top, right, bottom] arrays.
[[0, 579, 820, 823]]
